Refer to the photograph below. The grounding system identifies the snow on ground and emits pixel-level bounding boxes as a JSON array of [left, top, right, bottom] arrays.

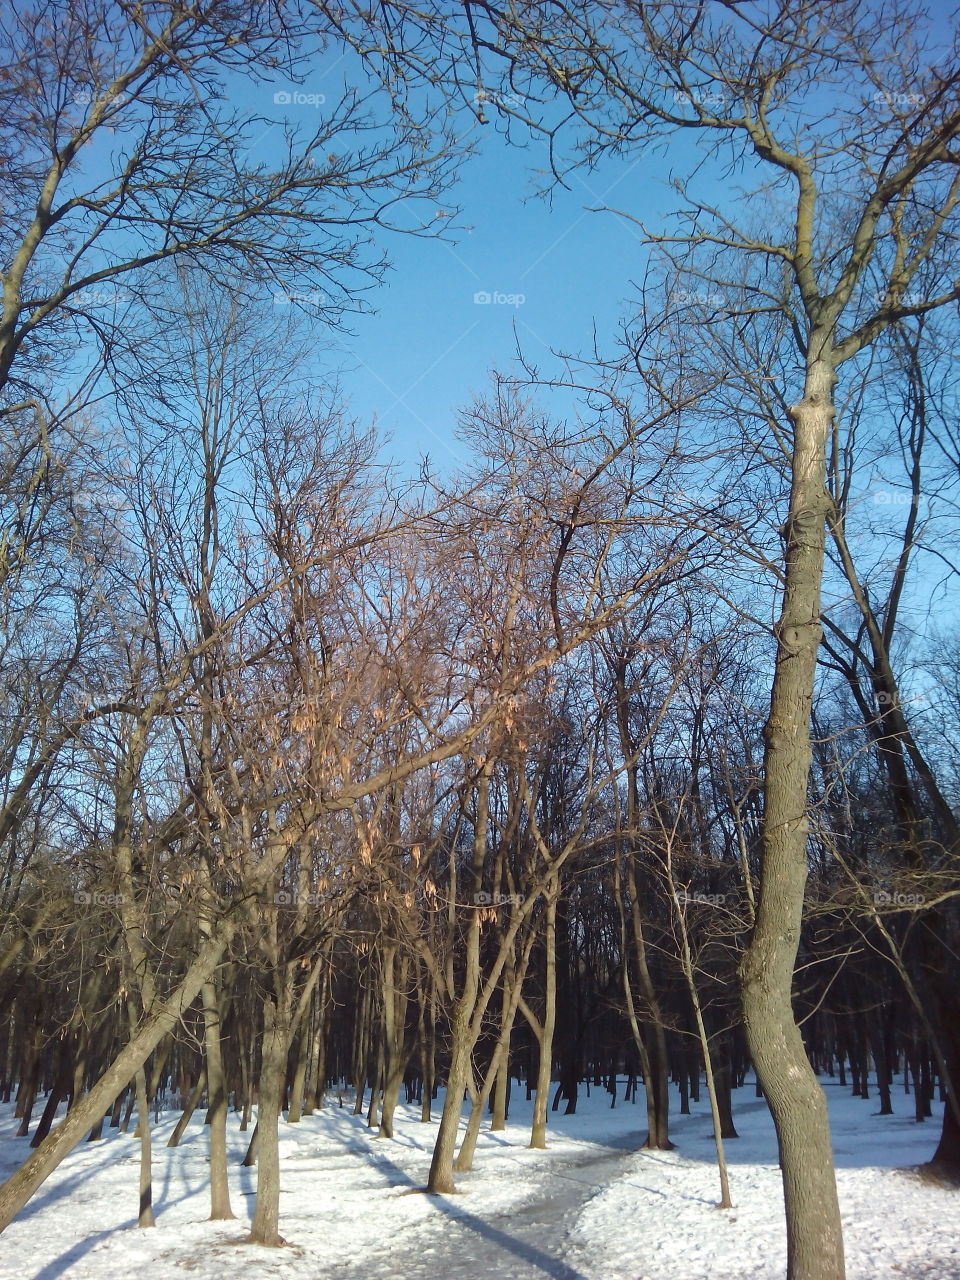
[[573, 1081, 960, 1280], [0, 1075, 954, 1279]]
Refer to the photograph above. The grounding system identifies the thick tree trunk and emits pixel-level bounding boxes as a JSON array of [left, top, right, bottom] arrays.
[[740, 353, 845, 1280], [428, 1030, 472, 1192]]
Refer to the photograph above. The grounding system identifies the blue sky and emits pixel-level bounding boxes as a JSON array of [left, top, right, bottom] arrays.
[[331, 133, 665, 468], [255, 82, 709, 471]]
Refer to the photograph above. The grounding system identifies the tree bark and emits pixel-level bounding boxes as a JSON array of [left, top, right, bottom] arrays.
[[132, 1065, 155, 1228], [201, 979, 234, 1220], [248, 997, 288, 1247], [740, 353, 845, 1280], [530, 880, 558, 1149]]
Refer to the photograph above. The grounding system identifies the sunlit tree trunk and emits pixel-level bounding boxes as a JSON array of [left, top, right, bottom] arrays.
[[740, 351, 844, 1280]]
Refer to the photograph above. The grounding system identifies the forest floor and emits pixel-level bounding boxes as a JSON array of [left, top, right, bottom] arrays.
[[0, 1075, 957, 1279]]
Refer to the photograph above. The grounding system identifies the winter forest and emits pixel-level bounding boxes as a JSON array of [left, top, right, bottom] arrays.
[[1, 3, 960, 1278]]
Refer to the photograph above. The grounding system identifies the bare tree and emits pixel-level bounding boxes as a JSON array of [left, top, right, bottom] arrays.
[[434, 6, 960, 1274]]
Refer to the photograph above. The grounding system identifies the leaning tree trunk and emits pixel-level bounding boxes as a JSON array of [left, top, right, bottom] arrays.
[[0, 927, 233, 1233], [456, 935, 533, 1170], [740, 351, 845, 1280], [167, 1068, 205, 1148]]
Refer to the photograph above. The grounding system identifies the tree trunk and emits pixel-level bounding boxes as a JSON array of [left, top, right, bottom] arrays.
[[248, 997, 288, 1247], [201, 980, 234, 1220], [378, 947, 409, 1140], [168, 1069, 206, 1148], [0, 927, 232, 1233], [132, 1065, 155, 1228], [530, 882, 558, 1149], [740, 353, 845, 1280]]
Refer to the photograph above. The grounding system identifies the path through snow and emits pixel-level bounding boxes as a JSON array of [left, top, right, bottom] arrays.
[[0, 1077, 956, 1279]]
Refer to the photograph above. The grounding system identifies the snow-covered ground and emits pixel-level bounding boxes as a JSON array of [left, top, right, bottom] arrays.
[[0, 1075, 955, 1279]]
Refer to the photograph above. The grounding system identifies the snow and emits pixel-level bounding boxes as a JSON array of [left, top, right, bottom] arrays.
[[574, 1082, 960, 1280], [0, 1075, 955, 1279]]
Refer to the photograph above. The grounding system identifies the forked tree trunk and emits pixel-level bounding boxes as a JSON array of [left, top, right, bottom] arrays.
[[427, 762, 494, 1193], [740, 352, 845, 1280], [456, 945, 531, 1170], [427, 1027, 472, 1192]]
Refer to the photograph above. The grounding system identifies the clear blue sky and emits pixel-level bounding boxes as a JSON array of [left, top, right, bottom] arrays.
[[251, 75, 708, 470], [360, 130, 724, 468], [332, 133, 674, 468]]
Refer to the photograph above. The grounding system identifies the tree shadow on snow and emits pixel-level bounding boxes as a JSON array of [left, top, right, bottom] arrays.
[[30, 1218, 138, 1280], [355, 1140, 592, 1279]]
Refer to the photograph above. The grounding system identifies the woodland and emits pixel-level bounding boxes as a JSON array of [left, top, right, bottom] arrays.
[[1, 4, 959, 1279]]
